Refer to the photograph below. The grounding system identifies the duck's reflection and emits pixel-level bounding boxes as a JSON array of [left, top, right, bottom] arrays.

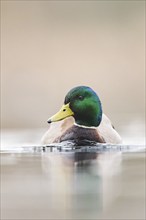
[[42, 149, 122, 219], [74, 151, 98, 165]]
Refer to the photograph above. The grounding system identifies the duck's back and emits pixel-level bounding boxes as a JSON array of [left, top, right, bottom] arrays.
[[98, 114, 122, 144]]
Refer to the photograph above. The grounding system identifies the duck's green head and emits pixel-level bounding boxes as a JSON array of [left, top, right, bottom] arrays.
[[48, 86, 102, 127]]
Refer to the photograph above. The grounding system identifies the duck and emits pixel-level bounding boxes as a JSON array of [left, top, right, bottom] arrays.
[[42, 86, 122, 145]]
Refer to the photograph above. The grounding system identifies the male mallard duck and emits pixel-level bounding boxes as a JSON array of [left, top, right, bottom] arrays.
[[42, 86, 122, 144]]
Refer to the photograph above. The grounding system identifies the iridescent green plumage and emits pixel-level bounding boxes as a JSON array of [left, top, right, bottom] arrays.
[[64, 86, 102, 127]]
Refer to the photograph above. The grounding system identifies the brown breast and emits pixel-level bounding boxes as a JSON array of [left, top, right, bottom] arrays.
[[55, 125, 105, 144]]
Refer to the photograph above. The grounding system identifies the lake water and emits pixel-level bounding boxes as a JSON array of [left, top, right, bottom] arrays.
[[1, 129, 145, 220]]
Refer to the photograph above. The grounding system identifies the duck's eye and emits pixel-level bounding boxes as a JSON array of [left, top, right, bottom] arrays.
[[78, 95, 84, 100]]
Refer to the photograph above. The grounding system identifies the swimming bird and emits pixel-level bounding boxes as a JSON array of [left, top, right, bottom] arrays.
[[42, 86, 122, 145]]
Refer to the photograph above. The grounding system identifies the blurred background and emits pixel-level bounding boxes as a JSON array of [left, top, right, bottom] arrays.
[[1, 1, 145, 144], [1, 3, 145, 219]]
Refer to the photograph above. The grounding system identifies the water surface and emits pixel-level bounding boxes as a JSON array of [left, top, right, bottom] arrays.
[[1, 143, 145, 220]]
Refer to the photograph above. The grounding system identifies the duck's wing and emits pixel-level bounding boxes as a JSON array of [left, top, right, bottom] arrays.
[[41, 116, 74, 145], [97, 114, 122, 144]]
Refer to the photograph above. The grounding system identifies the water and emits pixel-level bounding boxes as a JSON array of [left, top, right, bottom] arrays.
[[1, 129, 145, 219], [1, 143, 145, 220]]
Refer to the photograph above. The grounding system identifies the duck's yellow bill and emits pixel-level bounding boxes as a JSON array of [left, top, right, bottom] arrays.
[[47, 103, 74, 123]]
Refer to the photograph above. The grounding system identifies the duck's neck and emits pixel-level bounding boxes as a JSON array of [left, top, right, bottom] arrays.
[[74, 105, 102, 127], [75, 114, 102, 127], [74, 122, 98, 129]]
